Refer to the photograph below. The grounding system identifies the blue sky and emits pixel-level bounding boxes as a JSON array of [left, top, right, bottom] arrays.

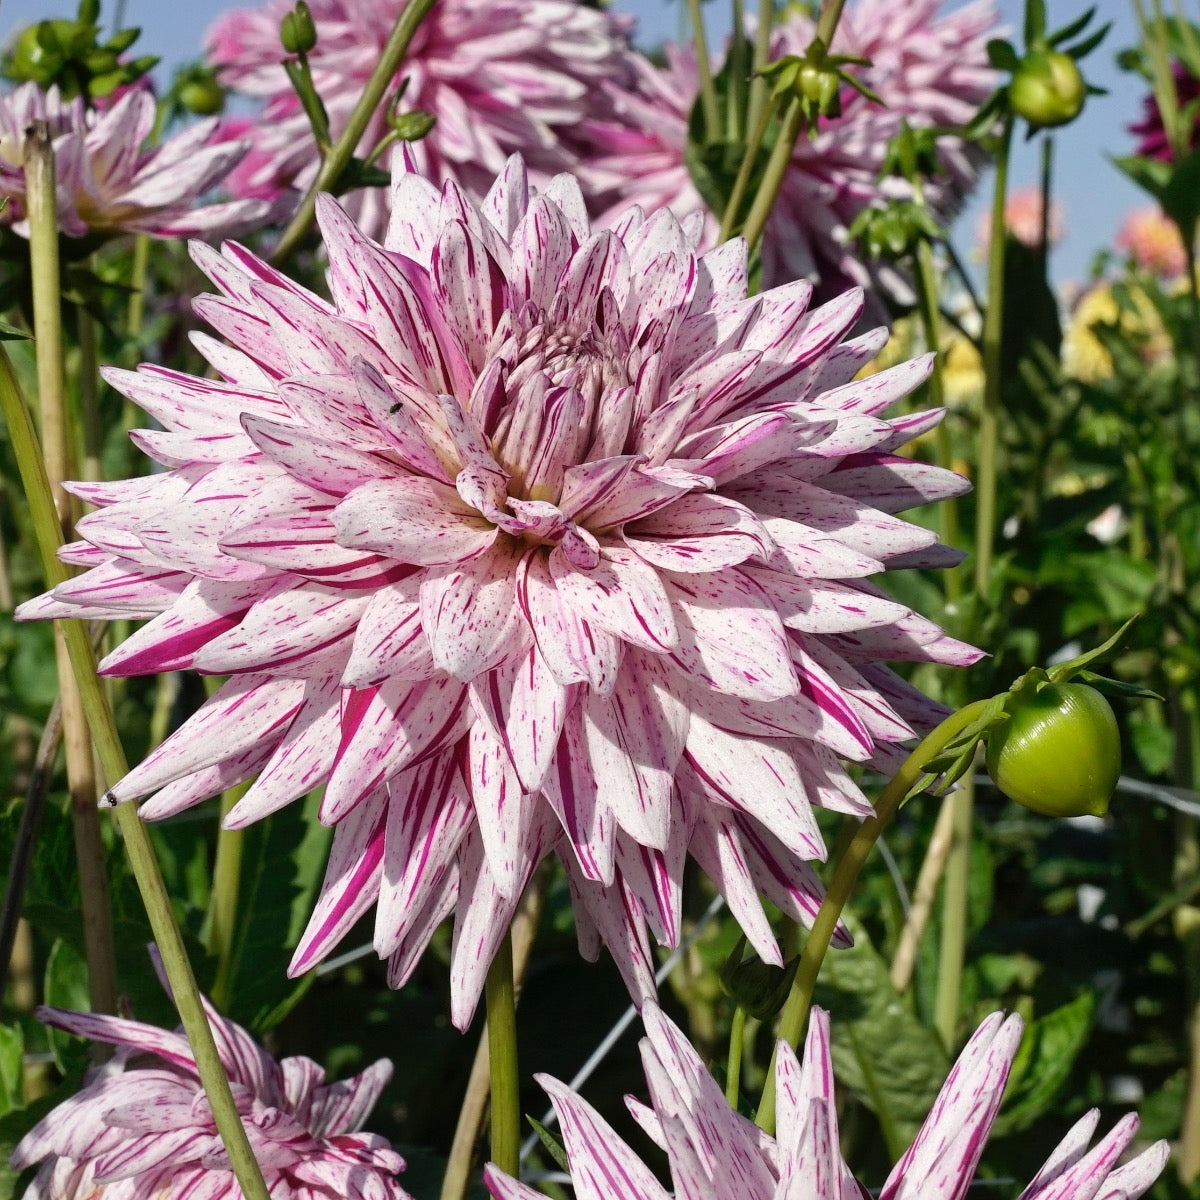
[[0, 0, 1150, 286]]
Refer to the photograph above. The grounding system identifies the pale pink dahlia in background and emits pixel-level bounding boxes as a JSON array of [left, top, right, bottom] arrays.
[[20, 152, 975, 1027], [206, 0, 630, 238], [584, 0, 996, 312], [1116, 206, 1187, 279], [10, 979, 407, 1198], [974, 184, 1065, 255], [485, 1004, 1170, 1200], [0, 83, 271, 240]]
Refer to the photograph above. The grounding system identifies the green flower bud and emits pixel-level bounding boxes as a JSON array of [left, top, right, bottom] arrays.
[[179, 77, 225, 116], [719, 936, 800, 1020], [985, 681, 1120, 818], [388, 109, 437, 142], [1009, 49, 1086, 129], [280, 3, 317, 55]]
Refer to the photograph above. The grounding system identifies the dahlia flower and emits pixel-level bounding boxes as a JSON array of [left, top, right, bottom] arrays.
[[1130, 60, 1200, 163], [584, 0, 996, 308], [0, 83, 271, 240], [484, 1004, 1170, 1200], [10, 976, 408, 1199], [20, 153, 974, 1026], [206, 0, 630, 237], [1116, 206, 1187, 279], [974, 184, 1065, 254]]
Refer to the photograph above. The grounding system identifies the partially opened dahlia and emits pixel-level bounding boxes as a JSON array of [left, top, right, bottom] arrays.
[[10, 979, 407, 1199], [20, 153, 975, 1026], [207, 0, 630, 236], [484, 1004, 1170, 1200], [584, 0, 996, 308], [0, 83, 271, 240]]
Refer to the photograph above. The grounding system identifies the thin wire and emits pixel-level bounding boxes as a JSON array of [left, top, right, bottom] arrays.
[[974, 772, 1200, 819], [518, 892, 727, 1165], [875, 834, 912, 919]]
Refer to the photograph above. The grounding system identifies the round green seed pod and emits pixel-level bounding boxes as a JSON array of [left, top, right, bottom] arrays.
[[985, 682, 1120, 817]]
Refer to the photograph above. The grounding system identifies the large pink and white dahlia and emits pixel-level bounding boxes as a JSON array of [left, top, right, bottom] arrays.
[[585, 0, 996, 307], [207, 0, 630, 237], [11, 987, 407, 1199], [20, 154, 975, 1026], [0, 84, 271, 240], [485, 1004, 1170, 1200]]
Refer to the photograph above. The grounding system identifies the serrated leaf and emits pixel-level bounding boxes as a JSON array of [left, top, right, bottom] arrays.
[[812, 916, 950, 1158], [994, 992, 1097, 1135]]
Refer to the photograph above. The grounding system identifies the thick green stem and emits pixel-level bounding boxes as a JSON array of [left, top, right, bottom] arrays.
[[26, 124, 118, 1028], [910, 198, 962, 600], [272, 0, 439, 264], [1176, 690, 1200, 1183], [486, 930, 520, 1178], [717, 94, 779, 243], [725, 1005, 748, 1107], [77, 286, 102, 484], [726, 0, 747, 144], [755, 699, 992, 1134], [207, 786, 248, 1011], [686, 0, 721, 142], [933, 771, 975, 1049], [743, 0, 775, 138], [972, 116, 1013, 600], [739, 96, 806, 255], [0, 345, 271, 1200]]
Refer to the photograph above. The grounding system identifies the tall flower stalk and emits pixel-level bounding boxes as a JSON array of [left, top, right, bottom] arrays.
[[0, 349, 272, 1200], [24, 121, 118, 1027]]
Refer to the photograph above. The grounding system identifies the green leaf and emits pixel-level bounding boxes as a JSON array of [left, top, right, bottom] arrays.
[[994, 992, 1097, 1134], [44, 938, 91, 1073], [812, 916, 950, 1158], [1159, 147, 1200, 244], [0, 319, 29, 341], [1047, 7, 1097, 48], [1047, 616, 1140, 682], [987, 39, 1019, 71], [0, 1024, 23, 1119], [1110, 153, 1171, 204], [221, 792, 333, 1031], [1063, 21, 1110, 62], [527, 1116, 571, 1173]]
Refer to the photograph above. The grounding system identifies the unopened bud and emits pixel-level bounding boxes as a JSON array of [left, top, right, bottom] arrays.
[[280, 2, 317, 55]]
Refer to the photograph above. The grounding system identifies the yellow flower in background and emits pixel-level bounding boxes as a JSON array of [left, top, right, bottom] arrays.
[[1062, 283, 1170, 383]]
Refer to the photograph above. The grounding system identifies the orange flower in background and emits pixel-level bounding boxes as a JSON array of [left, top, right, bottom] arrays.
[[1116, 207, 1187, 279], [974, 184, 1065, 255]]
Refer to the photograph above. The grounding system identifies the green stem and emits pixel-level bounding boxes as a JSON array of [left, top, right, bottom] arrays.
[[126, 234, 150, 344], [755, 698, 992, 1134], [739, 95, 806, 255], [972, 115, 1013, 601], [813, 0, 847, 46], [207, 785, 248, 1011], [725, 1005, 748, 1107], [486, 930, 520, 1178], [0, 345, 271, 1200], [26, 123, 118, 1028], [743, 0, 775, 138], [717, 94, 779, 243], [272, 0, 439, 264], [910, 205, 961, 600], [932, 771, 974, 1049], [726, 0, 747, 144], [686, 0, 721, 143], [77, 307, 102, 485]]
